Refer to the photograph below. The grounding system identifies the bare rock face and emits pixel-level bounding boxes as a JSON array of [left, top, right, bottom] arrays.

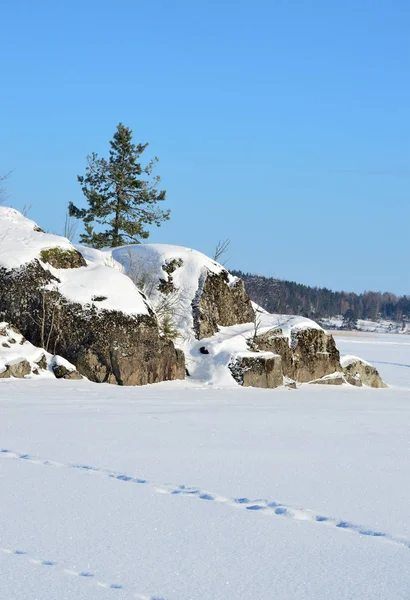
[[290, 327, 341, 383], [341, 356, 387, 388], [229, 352, 283, 388], [251, 326, 341, 383], [193, 272, 255, 339], [251, 328, 295, 378], [0, 260, 185, 386]]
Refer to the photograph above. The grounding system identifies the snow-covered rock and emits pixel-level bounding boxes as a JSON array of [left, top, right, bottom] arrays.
[[309, 372, 345, 385], [229, 351, 283, 388], [341, 355, 387, 388], [0, 208, 185, 385], [250, 321, 341, 383], [0, 208, 384, 391], [50, 355, 83, 380], [109, 244, 255, 341], [106, 244, 379, 390], [0, 322, 77, 379]]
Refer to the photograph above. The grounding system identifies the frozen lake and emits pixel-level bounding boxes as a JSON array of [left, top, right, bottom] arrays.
[[1, 331, 409, 599]]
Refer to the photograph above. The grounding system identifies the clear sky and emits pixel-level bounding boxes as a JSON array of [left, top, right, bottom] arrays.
[[1, 0, 409, 294]]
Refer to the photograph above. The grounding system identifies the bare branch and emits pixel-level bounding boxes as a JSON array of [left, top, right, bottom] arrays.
[[21, 203, 32, 218], [213, 238, 231, 265], [0, 171, 12, 204]]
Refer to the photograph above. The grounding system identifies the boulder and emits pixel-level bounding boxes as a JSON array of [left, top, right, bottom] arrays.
[[229, 352, 283, 388], [0, 359, 31, 379], [52, 362, 82, 380], [64, 370, 83, 380], [309, 372, 345, 385], [341, 356, 387, 388]]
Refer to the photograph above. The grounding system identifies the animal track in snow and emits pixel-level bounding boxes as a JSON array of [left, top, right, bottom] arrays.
[[0, 546, 165, 599], [1, 448, 409, 552]]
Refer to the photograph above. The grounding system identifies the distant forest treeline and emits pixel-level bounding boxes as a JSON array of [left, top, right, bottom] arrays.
[[232, 271, 410, 322]]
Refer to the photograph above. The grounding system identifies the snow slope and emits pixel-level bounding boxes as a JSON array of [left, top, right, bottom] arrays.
[[110, 243, 228, 339], [0, 207, 150, 317], [0, 331, 408, 600]]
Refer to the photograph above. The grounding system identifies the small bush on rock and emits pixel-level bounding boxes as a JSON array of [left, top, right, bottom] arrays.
[[160, 314, 178, 340]]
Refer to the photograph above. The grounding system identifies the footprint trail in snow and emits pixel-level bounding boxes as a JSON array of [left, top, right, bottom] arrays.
[[1, 448, 409, 553], [0, 547, 165, 599]]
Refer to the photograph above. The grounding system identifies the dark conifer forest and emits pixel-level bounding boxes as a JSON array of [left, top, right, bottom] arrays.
[[232, 271, 410, 323]]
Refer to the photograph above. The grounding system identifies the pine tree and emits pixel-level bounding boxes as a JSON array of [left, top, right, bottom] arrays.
[[342, 308, 358, 330], [69, 123, 170, 248]]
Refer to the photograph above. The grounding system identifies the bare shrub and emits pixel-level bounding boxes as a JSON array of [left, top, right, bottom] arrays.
[[63, 211, 78, 242], [0, 171, 12, 204]]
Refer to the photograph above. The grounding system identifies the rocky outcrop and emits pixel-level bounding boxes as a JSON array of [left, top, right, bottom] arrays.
[[341, 356, 387, 388], [251, 325, 341, 383], [193, 272, 255, 339], [229, 352, 283, 388], [0, 260, 185, 386]]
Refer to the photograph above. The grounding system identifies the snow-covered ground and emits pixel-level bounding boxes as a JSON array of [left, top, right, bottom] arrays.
[[1, 332, 409, 599]]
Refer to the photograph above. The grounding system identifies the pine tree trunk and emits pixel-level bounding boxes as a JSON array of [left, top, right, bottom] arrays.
[[113, 187, 122, 247]]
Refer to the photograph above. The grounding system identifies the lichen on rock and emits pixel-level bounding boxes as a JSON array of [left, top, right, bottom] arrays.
[[40, 247, 87, 269]]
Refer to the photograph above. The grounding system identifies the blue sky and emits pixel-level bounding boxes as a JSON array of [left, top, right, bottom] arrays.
[[1, 0, 409, 294]]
